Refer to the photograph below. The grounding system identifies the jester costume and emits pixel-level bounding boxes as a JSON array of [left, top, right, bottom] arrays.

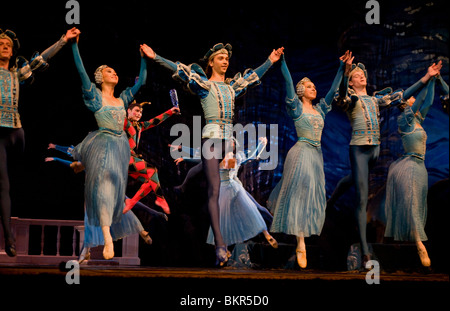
[[123, 106, 175, 214], [1, 29, 67, 256]]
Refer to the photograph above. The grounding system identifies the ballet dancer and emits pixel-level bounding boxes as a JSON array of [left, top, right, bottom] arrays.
[[385, 61, 447, 267], [143, 42, 284, 265], [0, 27, 79, 257], [176, 138, 277, 248], [123, 100, 180, 215], [328, 60, 403, 268], [268, 51, 352, 268], [70, 30, 153, 259]]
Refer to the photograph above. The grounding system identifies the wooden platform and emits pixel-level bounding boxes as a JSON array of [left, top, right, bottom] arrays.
[[1, 264, 447, 309]]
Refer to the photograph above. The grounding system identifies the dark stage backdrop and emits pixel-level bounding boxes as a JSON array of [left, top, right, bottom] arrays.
[[2, 0, 448, 268]]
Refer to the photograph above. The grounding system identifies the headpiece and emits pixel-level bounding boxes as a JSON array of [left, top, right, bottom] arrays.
[[349, 63, 368, 81], [203, 43, 232, 62], [94, 65, 108, 85], [296, 77, 312, 98], [0, 28, 20, 53], [128, 100, 151, 111]]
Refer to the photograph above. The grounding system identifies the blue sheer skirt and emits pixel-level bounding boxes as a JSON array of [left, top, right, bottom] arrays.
[[207, 180, 267, 246], [268, 141, 326, 237], [384, 156, 428, 241], [74, 130, 130, 227]]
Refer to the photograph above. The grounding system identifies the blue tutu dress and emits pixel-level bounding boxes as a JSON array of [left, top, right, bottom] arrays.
[[384, 78, 440, 242], [71, 42, 147, 246], [269, 57, 344, 237], [207, 143, 270, 245]]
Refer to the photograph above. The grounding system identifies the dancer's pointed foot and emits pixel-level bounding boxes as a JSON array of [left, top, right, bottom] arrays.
[[361, 253, 372, 270], [296, 249, 307, 268], [215, 245, 231, 267], [140, 230, 153, 245], [78, 247, 91, 264], [155, 197, 171, 214], [417, 246, 431, 267], [264, 233, 278, 249], [103, 241, 114, 260], [123, 198, 135, 214], [5, 241, 16, 257]]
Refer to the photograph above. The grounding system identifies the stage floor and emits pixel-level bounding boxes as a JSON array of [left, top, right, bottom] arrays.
[[1, 264, 448, 309]]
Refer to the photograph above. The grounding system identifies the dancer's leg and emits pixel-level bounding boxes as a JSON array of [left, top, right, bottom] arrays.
[[175, 162, 203, 193], [125, 159, 170, 214], [327, 174, 353, 207], [202, 138, 228, 264], [296, 234, 307, 268], [101, 225, 114, 260], [415, 230, 431, 267], [0, 128, 24, 257], [263, 230, 278, 248], [350, 145, 379, 259]]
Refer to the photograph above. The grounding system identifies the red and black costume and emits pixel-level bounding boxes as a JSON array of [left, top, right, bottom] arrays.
[[123, 108, 175, 214]]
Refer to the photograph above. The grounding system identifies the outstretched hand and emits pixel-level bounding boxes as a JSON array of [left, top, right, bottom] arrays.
[[140, 44, 156, 59], [428, 60, 443, 77], [64, 27, 81, 42], [340, 50, 354, 76], [269, 47, 284, 63]]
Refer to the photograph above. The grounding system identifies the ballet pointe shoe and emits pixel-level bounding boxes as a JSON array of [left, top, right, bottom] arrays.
[[78, 247, 91, 264], [215, 245, 231, 267], [296, 249, 307, 268], [140, 231, 153, 245], [417, 246, 431, 267], [155, 196, 171, 214], [265, 235, 279, 249], [123, 198, 135, 214]]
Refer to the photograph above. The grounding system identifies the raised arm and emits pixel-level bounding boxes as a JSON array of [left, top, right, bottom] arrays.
[[239, 137, 268, 166], [141, 107, 179, 131], [418, 78, 436, 119], [280, 55, 297, 109], [403, 61, 442, 100], [71, 42, 92, 90], [128, 45, 149, 97], [324, 51, 352, 105], [39, 27, 79, 62], [140, 44, 178, 72], [253, 47, 284, 79]]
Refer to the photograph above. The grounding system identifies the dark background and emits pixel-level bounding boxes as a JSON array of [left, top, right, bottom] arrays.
[[2, 0, 448, 270]]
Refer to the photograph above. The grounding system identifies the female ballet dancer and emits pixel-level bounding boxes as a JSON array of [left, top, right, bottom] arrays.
[[143, 43, 284, 265], [1, 27, 79, 257], [206, 137, 278, 248], [268, 51, 352, 268], [70, 31, 153, 260], [384, 61, 447, 267], [176, 138, 277, 248], [45, 143, 153, 261], [123, 101, 180, 215]]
